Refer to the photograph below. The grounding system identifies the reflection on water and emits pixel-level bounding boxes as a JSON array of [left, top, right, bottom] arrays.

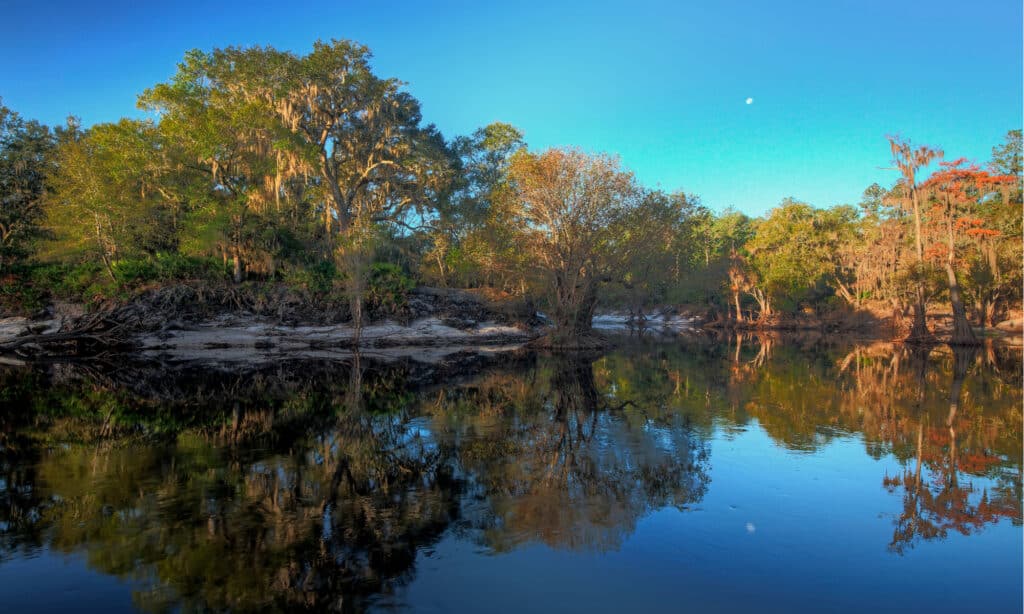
[[0, 336, 1020, 612]]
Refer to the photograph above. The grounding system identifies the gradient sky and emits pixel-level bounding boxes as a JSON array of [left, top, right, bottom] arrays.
[[2, 0, 1020, 216]]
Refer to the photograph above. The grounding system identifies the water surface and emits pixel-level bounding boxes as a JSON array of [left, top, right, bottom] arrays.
[[1, 336, 1020, 612]]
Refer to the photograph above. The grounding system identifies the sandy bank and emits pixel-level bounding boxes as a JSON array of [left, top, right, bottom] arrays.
[[134, 315, 536, 363]]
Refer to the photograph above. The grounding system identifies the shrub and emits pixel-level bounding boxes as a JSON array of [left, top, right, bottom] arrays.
[[113, 253, 224, 285], [365, 262, 414, 316], [0, 271, 45, 313], [284, 260, 337, 295], [112, 258, 159, 285]]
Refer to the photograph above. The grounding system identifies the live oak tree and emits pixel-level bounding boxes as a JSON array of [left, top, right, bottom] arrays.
[[279, 40, 452, 240], [268, 40, 453, 325], [140, 49, 287, 283]]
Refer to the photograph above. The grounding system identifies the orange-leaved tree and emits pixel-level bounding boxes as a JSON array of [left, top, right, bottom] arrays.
[[922, 159, 1017, 344]]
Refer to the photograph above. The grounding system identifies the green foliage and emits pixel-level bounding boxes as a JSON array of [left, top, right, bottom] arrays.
[[990, 129, 1022, 177], [2, 254, 225, 308], [284, 260, 338, 295], [744, 200, 858, 313], [365, 262, 414, 316], [27, 261, 112, 302], [111, 253, 224, 285], [0, 100, 55, 272], [0, 268, 47, 312], [44, 118, 183, 269]]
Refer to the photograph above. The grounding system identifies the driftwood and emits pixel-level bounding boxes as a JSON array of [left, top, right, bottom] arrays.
[[0, 311, 132, 354]]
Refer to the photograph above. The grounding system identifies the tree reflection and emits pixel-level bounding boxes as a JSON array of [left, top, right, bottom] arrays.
[[0, 359, 461, 612], [428, 355, 709, 552], [0, 351, 712, 610], [586, 336, 1021, 552], [886, 346, 1021, 553], [0, 339, 1019, 610]]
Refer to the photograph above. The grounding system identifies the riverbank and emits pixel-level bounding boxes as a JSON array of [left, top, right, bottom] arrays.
[[0, 283, 544, 360], [702, 305, 1023, 346], [2, 286, 1020, 361]]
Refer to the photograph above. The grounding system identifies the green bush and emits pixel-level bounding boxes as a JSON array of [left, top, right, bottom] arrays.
[[0, 270, 45, 313], [112, 258, 159, 284], [365, 262, 414, 316], [112, 253, 223, 285], [14, 254, 224, 307], [284, 260, 337, 295], [43, 263, 109, 300]]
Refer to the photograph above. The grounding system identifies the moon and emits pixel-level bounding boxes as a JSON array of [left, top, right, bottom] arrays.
[[745, 97, 754, 105]]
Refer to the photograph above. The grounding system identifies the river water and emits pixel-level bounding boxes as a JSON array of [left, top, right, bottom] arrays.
[[0, 335, 1020, 612]]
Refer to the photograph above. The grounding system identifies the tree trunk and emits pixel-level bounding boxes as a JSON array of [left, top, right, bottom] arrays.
[[733, 292, 743, 323], [906, 192, 933, 344], [907, 299, 932, 343], [350, 293, 363, 346], [550, 275, 599, 346], [100, 251, 116, 282], [835, 280, 857, 306], [319, 149, 353, 237], [435, 251, 447, 288], [945, 261, 978, 345], [749, 289, 772, 323], [979, 243, 1000, 328], [231, 244, 243, 284], [942, 210, 978, 346], [573, 284, 599, 336], [945, 346, 975, 488]]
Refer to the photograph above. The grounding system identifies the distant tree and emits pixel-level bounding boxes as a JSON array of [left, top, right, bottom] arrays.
[[966, 132, 1024, 327], [726, 248, 753, 321], [426, 122, 525, 287], [833, 184, 907, 314], [611, 190, 696, 313], [858, 182, 888, 218], [684, 206, 751, 308], [743, 199, 855, 318], [989, 129, 1022, 177]]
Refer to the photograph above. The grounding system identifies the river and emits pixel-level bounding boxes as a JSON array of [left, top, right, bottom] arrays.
[[0, 335, 1020, 612]]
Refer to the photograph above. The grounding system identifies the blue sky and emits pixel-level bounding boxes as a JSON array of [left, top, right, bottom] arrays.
[[2, 0, 1020, 216]]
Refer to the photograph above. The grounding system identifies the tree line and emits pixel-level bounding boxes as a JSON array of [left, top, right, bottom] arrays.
[[1, 39, 1020, 344]]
